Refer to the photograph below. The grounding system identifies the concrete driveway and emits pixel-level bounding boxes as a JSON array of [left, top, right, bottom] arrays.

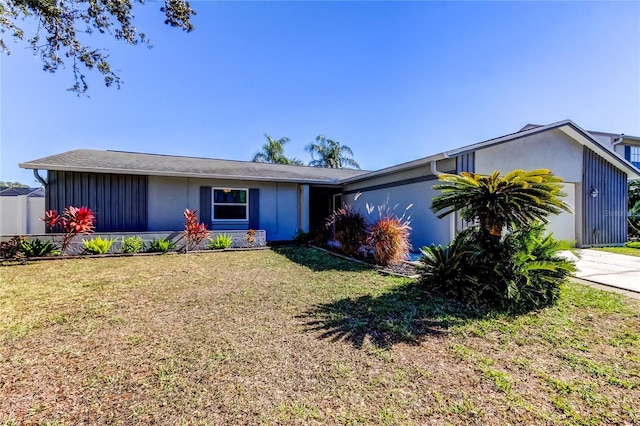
[[563, 249, 640, 297]]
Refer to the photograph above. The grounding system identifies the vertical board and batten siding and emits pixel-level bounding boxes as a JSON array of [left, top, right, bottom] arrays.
[[582, 147, 627, 246], [455, 152, 475, 174], [46, 170, 148, 232]]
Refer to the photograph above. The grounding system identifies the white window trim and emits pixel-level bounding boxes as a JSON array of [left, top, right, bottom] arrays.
[[212, 187, 249, 222]]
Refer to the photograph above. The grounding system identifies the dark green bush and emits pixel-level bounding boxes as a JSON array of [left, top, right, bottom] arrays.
[[418, 225, 575, 312], [19, 238, 59, 257], [292, 230, 310, 244], [147, 237, 176, 253]]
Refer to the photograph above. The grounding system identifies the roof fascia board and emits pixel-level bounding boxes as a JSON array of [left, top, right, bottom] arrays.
[[558, 124, 640, 179], [337, 153, 446, 185], [443, 120, 573, 157], [17, 163, 346, 186]]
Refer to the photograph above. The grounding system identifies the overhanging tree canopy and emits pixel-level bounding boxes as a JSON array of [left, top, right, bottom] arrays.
[[1, 0, 196, 94]]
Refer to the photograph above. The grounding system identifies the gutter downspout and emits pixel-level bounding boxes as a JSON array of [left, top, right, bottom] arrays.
[[33, 169, 47, 186], [430, 160, 456, 241]]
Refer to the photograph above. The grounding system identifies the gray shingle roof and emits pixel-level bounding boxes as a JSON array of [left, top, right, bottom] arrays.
[[19, 149, 369, 184]]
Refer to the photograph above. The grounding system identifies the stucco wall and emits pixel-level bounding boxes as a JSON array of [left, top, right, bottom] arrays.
[[474, 129, 583, 183], [147, 176, 299, 241], [474, 129, 583, 243], [343, 159, 455, 250]]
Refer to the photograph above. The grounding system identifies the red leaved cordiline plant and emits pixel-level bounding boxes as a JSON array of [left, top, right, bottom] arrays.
[[42, 206, 96, 254], [183, 209, 211, 252]]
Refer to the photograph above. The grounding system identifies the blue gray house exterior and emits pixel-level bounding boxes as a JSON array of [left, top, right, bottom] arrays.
[[19, 120, 640, 247]]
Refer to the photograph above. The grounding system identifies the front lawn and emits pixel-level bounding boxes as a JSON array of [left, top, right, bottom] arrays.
[[1, 247, 639, 425]]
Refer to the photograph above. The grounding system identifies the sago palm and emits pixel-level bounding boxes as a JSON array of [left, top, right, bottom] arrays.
[[431, 169, 572, 238], [306, 135, 360, 169]]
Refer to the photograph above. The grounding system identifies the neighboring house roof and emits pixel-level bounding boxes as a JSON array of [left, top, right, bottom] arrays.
[[341, 119, 640, 184], [19, 149, 369, 184], [0, 187, 45, 197]]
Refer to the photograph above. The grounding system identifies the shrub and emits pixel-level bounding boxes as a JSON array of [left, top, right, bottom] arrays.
[[42, 206, 96, 253], [418, 225, 575, 312], [327, 204, 368, 257], [19, 238, 59, 257], [246, 229, 256, 247], [367, 216, 412, 266], [183, 209, 210, 251], [292, 230, 310, 244], [207, 234, 233, 250], [1, 236, 25, 260], [147, 237, 176, 253], [624, 241, 640, 249], [83, 236, 115, 254], [418, 227, 481, 301], [121, 236, 145, 253]]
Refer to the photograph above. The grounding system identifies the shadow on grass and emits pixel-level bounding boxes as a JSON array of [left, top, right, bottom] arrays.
[[272, 245, 373, 273], [301, 280, 487, 349]]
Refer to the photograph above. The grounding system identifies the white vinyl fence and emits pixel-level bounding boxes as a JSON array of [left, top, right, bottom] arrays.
[[0, 190, 45, 236]]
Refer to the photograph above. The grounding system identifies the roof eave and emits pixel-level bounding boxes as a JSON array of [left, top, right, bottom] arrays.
[[337, 153, 447, 185], [18, 163, 347, 185]]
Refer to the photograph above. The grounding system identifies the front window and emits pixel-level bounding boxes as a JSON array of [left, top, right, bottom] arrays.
[[630, 146, 640, 168], [213, 188, 248, 221]]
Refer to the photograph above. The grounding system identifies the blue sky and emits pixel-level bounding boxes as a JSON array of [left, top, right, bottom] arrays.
[[1, 1, 639, 185]]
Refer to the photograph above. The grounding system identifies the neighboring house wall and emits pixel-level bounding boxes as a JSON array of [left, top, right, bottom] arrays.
[[0, 193, 45, 235], [147, 176, 300, 241]]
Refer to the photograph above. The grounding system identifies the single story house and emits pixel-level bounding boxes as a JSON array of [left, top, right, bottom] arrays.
[[18, 119, 640, 248]]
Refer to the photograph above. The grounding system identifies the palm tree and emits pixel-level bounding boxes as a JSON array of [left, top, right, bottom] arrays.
[[252, 134, 303, 165], [305, 135, 360, 169], [431, 169, 572, 238]]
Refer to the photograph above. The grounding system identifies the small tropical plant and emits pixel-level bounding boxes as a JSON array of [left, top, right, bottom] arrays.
[[367, 217, 412, 266], [147, 237, 176, 253], [292, 230, 310, 244], [207, 234, 233, 250], [1, 236, 26, 260], [19, 238, 59, 257], [42, 206, 96, 253], [183, 208, 210, 251], [83, 236, 115, 254], [326, 204, 368, 257], [246, 229, 256, 247], [121, 236, 145, 253], [624, 241, 640, 249]]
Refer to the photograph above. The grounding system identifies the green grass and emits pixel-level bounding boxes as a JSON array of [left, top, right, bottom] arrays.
[[594, 246, 640, 257], [1, 246, 639, 425]]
